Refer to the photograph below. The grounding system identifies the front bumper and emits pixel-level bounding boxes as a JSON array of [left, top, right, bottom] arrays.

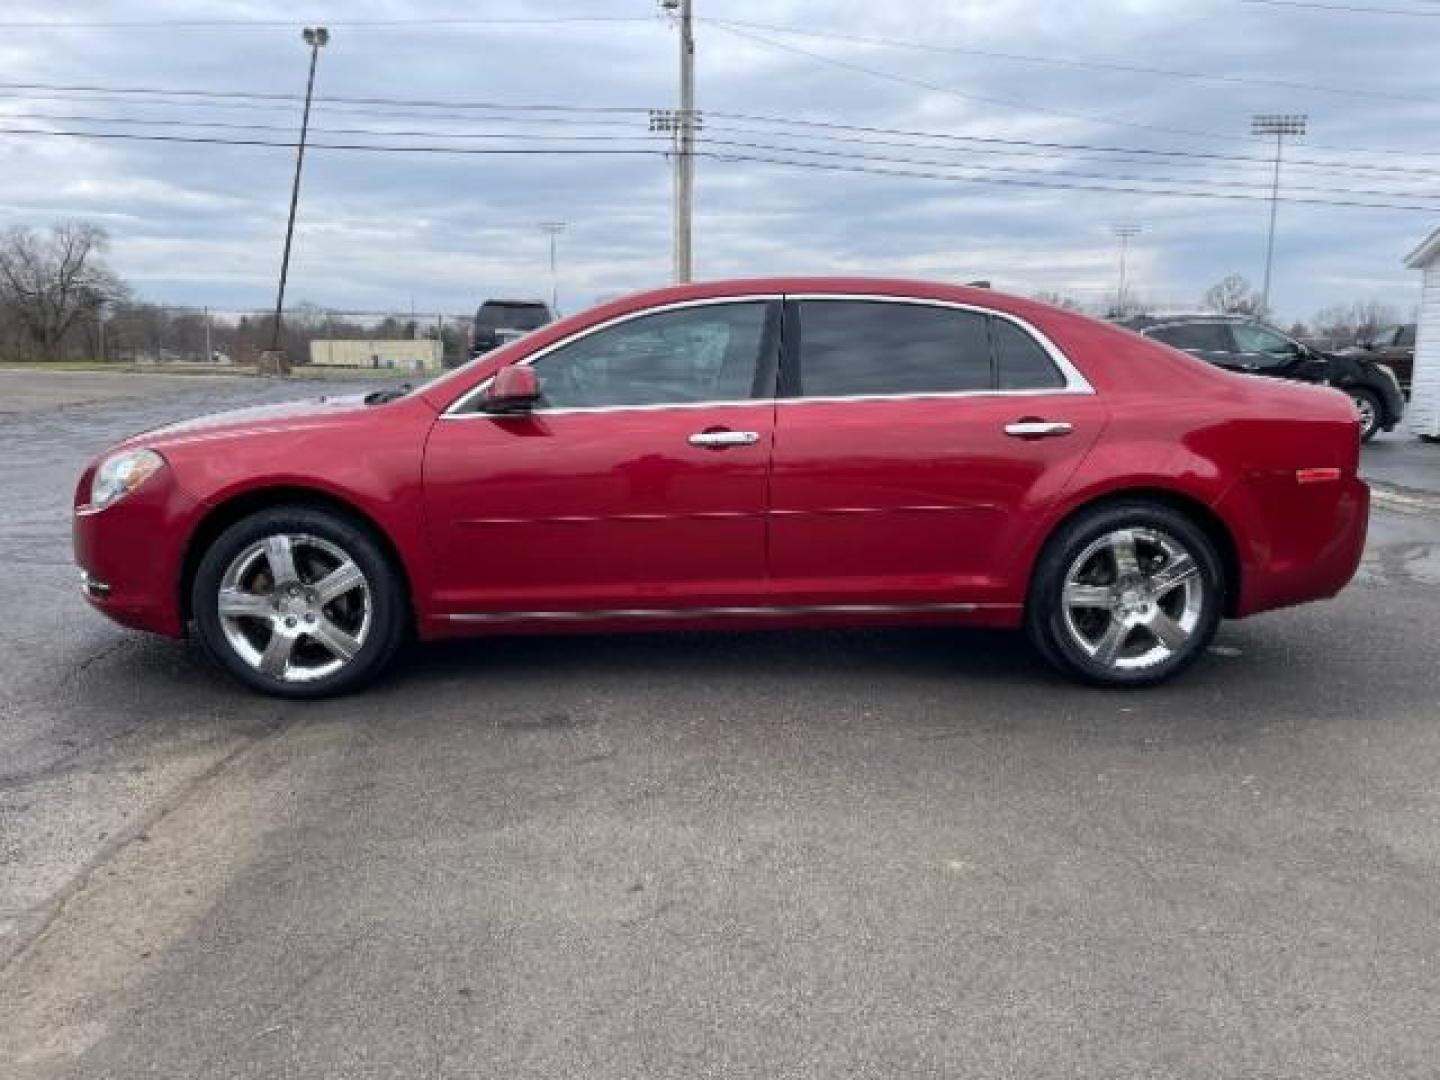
[[73, 468, 202, 638]]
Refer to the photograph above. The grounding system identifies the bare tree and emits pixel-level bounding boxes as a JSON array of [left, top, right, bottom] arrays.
[[1310, 300, 1400, 350], [0, 221, 123, 360], [1201, 274, 1266, 318], [1032, 290, 1087, 313]]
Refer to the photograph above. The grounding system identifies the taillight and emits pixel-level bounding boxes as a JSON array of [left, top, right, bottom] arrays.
[[1296, 467, 1341, 485]]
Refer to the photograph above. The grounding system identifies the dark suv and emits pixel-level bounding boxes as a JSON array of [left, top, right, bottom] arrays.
[[1121, 314, 1405, 441], [468, 299, 555, 359]]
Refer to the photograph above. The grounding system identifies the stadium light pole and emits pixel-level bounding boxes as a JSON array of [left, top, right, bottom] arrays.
[[538, 221, 567, 314], [1113, 224, 1141, 316], [1252, 113, 1306, 318], [265, 25, 329, 371]]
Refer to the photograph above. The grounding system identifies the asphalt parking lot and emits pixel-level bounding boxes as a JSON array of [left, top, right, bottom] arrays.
[[3, 372, 1440, 1078]]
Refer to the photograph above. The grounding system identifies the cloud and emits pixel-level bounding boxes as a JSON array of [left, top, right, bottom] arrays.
[[0, 0, 1435, 324]]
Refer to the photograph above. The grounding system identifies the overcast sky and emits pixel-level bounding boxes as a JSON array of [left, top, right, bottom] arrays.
[[1, 0, 1437, 323]]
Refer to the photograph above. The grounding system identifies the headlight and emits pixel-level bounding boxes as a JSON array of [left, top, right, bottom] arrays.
[[89, 449, 165, 510]]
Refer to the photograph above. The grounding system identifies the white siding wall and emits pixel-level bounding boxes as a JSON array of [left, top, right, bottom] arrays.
[[1410, 265, 1440, 437]]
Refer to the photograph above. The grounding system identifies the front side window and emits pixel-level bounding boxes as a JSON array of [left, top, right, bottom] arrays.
[[795, 300, 992, 397], [1148, 322, 1232, 353], [1232, 324, 1301, 371], [525, 302, 770, 410]]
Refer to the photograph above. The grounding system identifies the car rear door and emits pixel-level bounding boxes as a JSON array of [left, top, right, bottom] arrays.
[[423, 298, 781, 618], [765, 296, 1107, 614]]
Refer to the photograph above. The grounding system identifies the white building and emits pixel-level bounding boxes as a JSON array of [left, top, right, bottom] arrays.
[[1404, 228, 1440, 439], [308, 338, 442, 373]]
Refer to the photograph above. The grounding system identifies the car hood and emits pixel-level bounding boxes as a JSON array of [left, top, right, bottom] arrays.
[[119, 393, 380, 451]]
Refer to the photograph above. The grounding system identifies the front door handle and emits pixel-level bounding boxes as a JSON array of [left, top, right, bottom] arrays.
[[688, 429, 760, 448], [1004, 420, 1073, 439]]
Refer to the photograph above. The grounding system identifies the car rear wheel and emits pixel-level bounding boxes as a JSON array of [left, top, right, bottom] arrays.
[[1346, 388, 1382, 442], [191, 506, 408, 698], [1026, 502, 1223, 687]]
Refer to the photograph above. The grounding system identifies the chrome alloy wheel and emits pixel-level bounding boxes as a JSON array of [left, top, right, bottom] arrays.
[[1059, 527, 1205, 672], [216, 533, 371, 683]]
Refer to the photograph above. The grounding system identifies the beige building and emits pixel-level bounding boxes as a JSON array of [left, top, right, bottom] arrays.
[[308, 339, 443, 372]]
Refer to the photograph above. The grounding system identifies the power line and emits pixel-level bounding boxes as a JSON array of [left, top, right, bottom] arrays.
[[1239, 0, 1440, 13], [2, 111, 1434, 197], [707, 23, 1440, 161], [2, 124, 1438, 212], [708, 20, 1263, 148], [700, 15, 1436, 106], [0, 15, 660, 30], [1, 78, 1436, 166]]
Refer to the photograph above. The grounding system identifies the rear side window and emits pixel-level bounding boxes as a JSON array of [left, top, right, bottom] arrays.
[[795, 300, 992, 397], [993, 318, 1065, 390], [1397, 325, 1416, 347], [1147, 323, 1232, 352]]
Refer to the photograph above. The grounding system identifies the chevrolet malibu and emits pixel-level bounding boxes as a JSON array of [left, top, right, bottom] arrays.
[[73, 278, 1369, 697]]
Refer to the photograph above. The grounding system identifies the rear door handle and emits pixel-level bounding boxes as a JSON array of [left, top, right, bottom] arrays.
[[688, 429, 760, 448], [1004, 420, 1073, 439]]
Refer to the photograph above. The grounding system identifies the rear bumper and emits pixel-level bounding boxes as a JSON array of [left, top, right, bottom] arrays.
[[72, 471, 200, 638], [1218, 472, 1369, 618]]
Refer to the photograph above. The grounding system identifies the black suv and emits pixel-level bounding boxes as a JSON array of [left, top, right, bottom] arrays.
[[1120, 314, 1405, 441], [468, 299, 555, 359]]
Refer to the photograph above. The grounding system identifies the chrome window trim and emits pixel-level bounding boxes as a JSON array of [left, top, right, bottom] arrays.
[[440, 290, 1093, 420]]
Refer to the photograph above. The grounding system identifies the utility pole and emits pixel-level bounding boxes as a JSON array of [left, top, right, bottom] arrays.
[[203, 305, 212, 363], [264, 25, 329, 374], [1113, 225, 1140, 317], [539, 221, 567, 313], [1251, 113, 1306, 319], [656, 0, 696, 283]]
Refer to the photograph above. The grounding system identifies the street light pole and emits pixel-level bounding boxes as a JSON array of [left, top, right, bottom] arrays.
[[539, 221, 567, 314], [1113, 224, 1140, 316], [1251, 113, 1306, 318], [265, 25, 329, 371]]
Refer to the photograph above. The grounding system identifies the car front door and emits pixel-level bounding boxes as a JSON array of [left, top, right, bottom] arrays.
[[423, 298, 780, 617], [1229, 321, 1319, 381], [766, 297, 1108, 614]]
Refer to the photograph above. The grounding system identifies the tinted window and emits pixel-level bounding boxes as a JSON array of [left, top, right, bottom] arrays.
[[1397, 325, 1416, 347], [1230, 322, 1298, 368], [1148, 322, 1232, 352], [529, 302, 768, 409], [993, 318, 1065, 390], [1231, 323, 1292, 354], [797, 300, 991, 397]]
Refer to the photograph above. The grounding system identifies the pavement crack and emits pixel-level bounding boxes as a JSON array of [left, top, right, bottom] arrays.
[[0, 713, 299, 975]]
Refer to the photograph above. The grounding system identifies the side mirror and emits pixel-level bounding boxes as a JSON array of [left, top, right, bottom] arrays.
[[482, 365, 540, 412]]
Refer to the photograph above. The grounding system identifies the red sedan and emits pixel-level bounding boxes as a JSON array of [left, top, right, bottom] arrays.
[[73, 278, 1368, 697]]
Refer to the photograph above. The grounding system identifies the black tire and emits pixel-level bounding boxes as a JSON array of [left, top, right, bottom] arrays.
[[191, 505, 408, 698], [1346, 387, 1383, 443], [1025, 501, 1224, 688]]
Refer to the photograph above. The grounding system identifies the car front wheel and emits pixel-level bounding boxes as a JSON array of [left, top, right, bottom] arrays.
[[1026, 502, 1223, 687], [1346, 388, 1382, 442], [191, 505, 408, 697]]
